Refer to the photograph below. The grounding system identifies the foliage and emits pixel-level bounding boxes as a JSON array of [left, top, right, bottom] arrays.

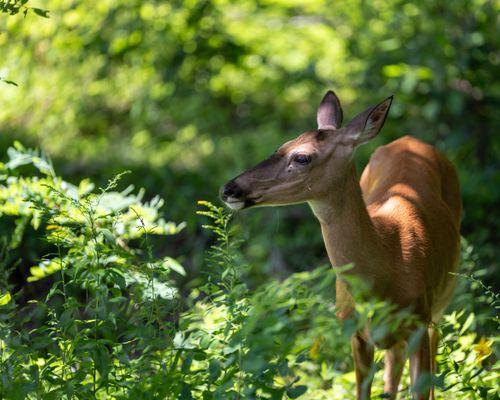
[[0, 0, 48, 85], [181, 201, 340, 399], [0, 144, 186, 398], [0, 142, 184, 283], [0, 0, 499, 398], [0, 0, 498, 281], [0, 0, 48, 18]]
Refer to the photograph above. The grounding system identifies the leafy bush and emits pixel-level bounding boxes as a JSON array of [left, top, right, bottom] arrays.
[[0, 143, 186, 398]]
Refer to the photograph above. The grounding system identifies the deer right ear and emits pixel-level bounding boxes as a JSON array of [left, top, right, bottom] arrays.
[[317, 90, 343, 130], [344, 96, 393, 146]]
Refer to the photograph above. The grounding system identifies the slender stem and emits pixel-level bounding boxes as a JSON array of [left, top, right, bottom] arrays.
[[57, 244, 69, 391], [87, 200, 101, 396]]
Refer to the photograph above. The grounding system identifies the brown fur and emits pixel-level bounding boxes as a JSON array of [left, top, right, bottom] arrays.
[[360, 136, 461, 321]]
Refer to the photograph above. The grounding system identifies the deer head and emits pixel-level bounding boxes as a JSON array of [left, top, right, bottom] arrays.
[[221, 90, 393, 210]]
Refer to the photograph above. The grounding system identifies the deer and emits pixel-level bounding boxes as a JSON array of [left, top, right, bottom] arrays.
[[220, 90, 462, 399]]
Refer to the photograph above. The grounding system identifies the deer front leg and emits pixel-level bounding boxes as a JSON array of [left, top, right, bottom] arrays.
[[428, 327, 439, 400], [351, 334, 374, 400], [409, 330, 431, 399], [383, 341, 406, 399]]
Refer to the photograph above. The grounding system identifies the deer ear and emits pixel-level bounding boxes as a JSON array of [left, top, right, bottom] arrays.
[[317, 90, 343, 130], [345, 96, 393, 145]]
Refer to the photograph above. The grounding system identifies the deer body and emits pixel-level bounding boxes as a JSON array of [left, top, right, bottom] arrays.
[[315, 135, 461, 323], [221, 91, 461, 399]]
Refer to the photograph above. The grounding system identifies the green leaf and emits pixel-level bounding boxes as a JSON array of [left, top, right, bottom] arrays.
[[199, 333, 211, 349], [78, 178, 95, 196], [460, 313, 475, 334], [407, 326, 426, 355], [173, 331, 185, 348], [32, 8, 49, 18], [93, 345, 111, 378], [412, 373, 433, 397], [182, 352, 193, 373], [0, 77, 18, 86], [208, 359, 221, 382], [286, 385, 307, 399], [180, 384, 193, 400], [101, 228, 116, 245], [0, 292, 12, 306], [163, 257, 186, 276]]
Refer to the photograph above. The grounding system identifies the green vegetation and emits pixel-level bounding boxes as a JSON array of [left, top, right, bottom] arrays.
[[0, 1, 498, 399], [0, 145, 497, 398]]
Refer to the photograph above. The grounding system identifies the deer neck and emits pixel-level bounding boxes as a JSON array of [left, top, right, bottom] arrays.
[[309, 163, 388, 282]]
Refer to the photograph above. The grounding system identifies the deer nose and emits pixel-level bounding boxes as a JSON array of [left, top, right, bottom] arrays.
[[220, 180, 243, 201]]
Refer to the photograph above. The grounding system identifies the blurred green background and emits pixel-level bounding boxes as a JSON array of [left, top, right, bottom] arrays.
[[1, 0, 498, 288]]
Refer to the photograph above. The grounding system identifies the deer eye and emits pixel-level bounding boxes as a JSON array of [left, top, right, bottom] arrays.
[[293, 154, 312, 165]]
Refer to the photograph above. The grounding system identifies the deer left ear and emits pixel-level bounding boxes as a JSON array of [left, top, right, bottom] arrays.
[[345, 96, 393, 145], [317, 90, 343, 130]]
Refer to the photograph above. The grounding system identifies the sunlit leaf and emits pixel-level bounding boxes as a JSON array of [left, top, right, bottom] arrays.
[[0, 292, 12, 306]]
